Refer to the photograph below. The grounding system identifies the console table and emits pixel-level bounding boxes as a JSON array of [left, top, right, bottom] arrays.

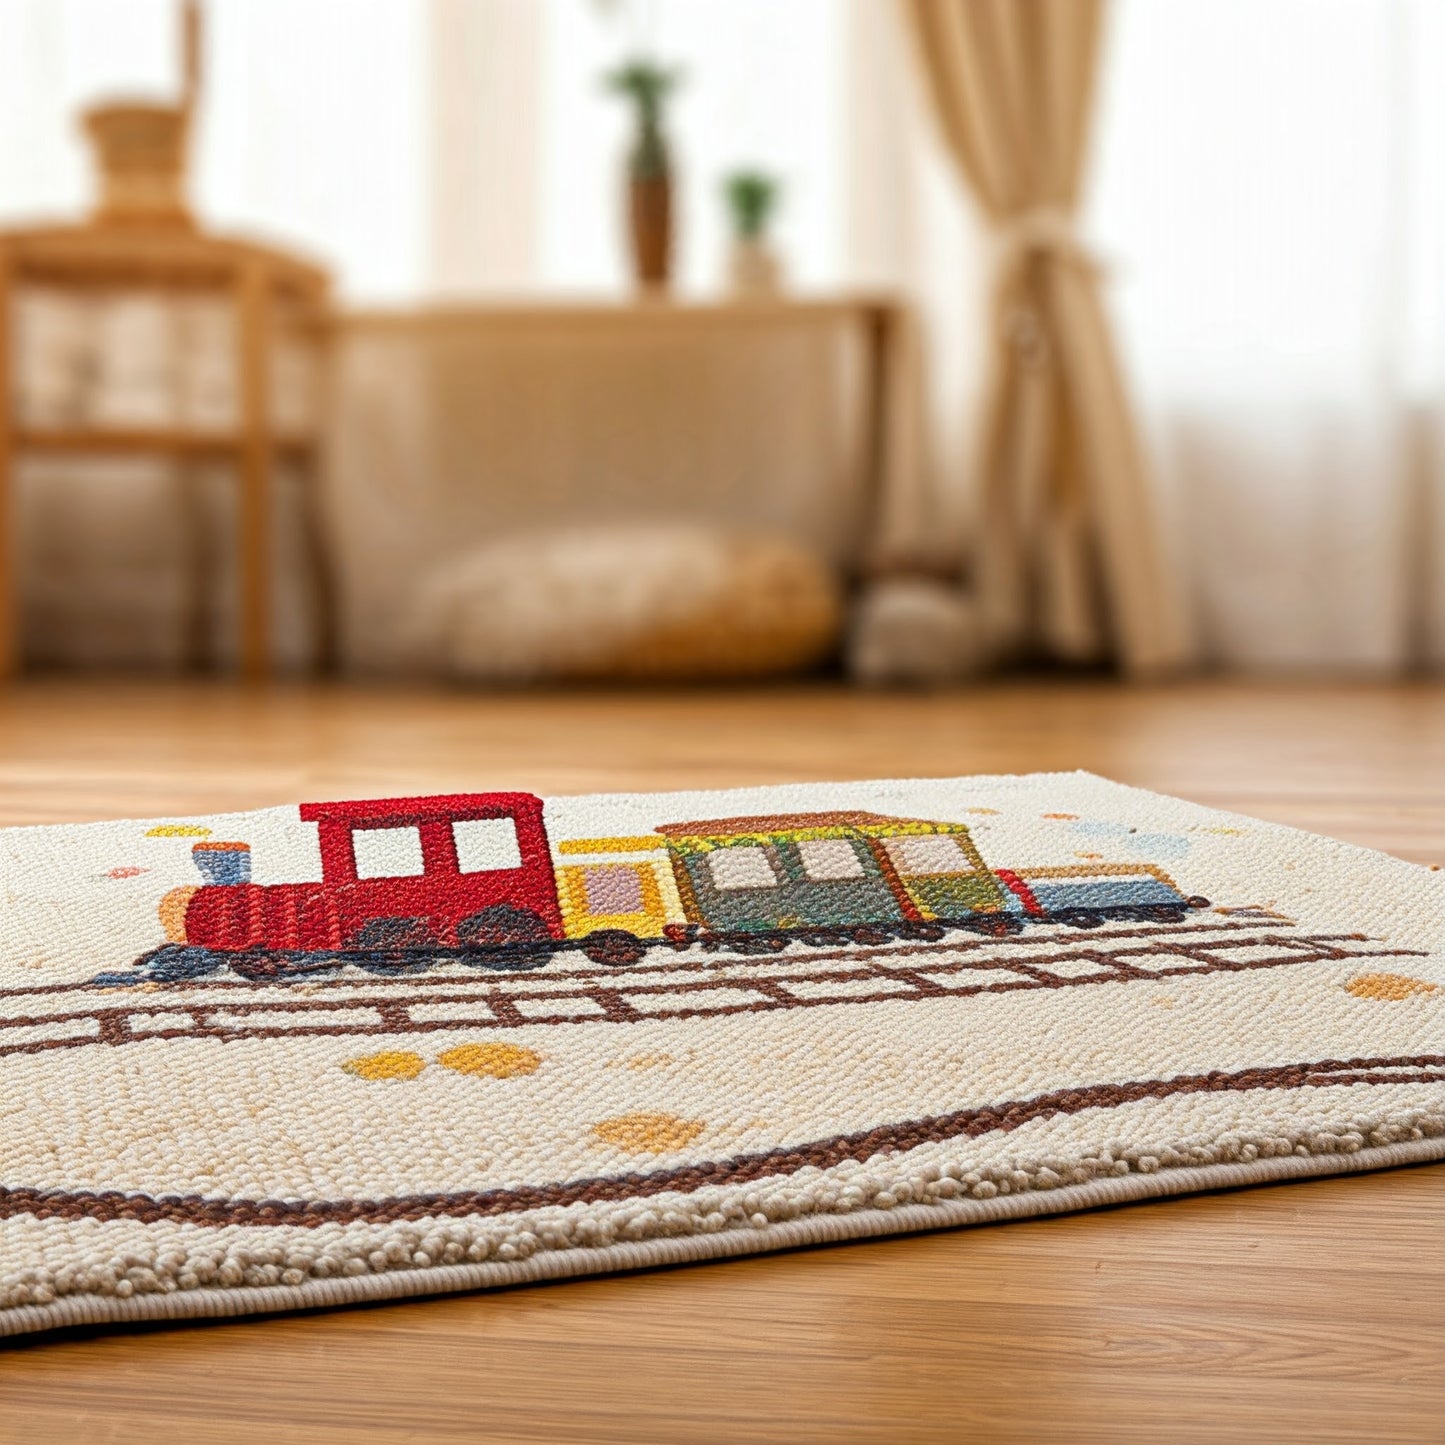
[[327, 297, 924, 672]]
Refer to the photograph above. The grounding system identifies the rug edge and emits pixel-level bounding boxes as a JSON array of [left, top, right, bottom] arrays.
[[4, 1134, 1441, 1342]]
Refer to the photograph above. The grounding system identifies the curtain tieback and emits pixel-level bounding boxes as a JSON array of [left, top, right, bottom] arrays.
[[990, 207, 1102, 361], [991, 206, 1096, 267]]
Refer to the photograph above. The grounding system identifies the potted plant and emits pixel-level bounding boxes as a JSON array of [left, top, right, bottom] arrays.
[[724, 170, 782, 299], [719, 170, 780, 297], [606, 60, 680, 290]]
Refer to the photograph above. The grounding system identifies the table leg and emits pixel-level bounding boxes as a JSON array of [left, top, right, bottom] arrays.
[[0, 255, 16, 679], [236, 261, 272, 680]]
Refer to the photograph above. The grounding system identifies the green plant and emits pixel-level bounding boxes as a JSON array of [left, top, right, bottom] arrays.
[[605, 60, 680, 180], [724, 171, 780, 240]]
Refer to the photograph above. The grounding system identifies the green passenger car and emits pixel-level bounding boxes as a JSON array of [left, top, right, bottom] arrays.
[[654, 811, 1008, 934]]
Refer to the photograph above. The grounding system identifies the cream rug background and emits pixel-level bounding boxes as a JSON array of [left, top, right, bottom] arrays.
[[2, 772, 1441, 1338]]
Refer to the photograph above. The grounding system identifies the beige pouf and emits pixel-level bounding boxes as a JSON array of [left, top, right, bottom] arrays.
[[408, 524, 843, 682]]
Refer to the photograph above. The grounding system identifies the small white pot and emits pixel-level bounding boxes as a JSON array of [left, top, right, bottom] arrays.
[[728, 237, 783, 299]]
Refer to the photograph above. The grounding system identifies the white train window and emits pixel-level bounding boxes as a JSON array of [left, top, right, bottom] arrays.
[[453, 817, 523, 873], [798, 838, 865, 881], [885, 835, 972, 876], [353, 825, 426, 879], [708, 846, 778, 890]]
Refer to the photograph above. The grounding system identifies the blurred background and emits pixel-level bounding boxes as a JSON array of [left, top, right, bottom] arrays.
[[0, 0, 1441, 686]]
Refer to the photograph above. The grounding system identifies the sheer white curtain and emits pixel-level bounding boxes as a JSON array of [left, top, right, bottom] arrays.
[[1090, 0, 1445, 670]]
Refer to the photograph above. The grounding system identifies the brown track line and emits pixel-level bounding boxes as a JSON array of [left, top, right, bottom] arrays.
[[0, 921, 1427, 1059], [2, 1053, 1441, 1228]]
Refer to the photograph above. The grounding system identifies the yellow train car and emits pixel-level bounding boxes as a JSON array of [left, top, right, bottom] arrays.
[[553, 835, 686, 960]]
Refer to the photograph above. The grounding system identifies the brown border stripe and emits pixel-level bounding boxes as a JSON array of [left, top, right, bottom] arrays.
[[3, 1054, 1442, 1229], [8, 1134, 1444, 1341]]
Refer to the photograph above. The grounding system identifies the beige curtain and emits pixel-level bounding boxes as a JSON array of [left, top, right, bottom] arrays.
[[900, 0, 1189, 674]]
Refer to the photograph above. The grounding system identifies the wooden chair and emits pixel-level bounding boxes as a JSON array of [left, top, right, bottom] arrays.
[[0, 0, 332, 679]]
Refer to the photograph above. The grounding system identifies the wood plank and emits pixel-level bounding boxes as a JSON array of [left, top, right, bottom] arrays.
[[0, 679, 1440, 1443], [14, 429, 315, 457], [0, 254, 14, 679]]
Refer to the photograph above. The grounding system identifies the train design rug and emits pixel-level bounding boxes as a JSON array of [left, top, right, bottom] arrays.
[[2, 772, 1442, 1337]]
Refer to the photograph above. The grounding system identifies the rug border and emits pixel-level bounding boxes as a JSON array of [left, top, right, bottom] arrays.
[[3, 1134, 1441, 1341]]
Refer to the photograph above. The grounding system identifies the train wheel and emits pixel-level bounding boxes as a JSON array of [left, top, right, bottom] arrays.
[[1056, 909, 1103, 930], [228, 952, 300, 981], [731, 933, 790, 956], [355, 917, 437, 950], [957, 914, 1021, 938], [457, 905, 549, 948], [901, 922, 947, 943], [1187, 895, 1212, 910], [846, 925, 894, 947], [1144, 905, 1187, 924], [580, 930, 647, 967], [796, 928, 844, 949]]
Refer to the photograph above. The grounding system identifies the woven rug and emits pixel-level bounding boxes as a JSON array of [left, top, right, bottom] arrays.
[[3, 772, 1442, 1338]]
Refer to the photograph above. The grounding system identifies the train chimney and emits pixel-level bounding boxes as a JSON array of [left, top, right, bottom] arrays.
[[192, 840, 251, 885]]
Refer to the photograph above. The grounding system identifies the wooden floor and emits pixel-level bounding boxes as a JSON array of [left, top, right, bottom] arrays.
[[1, 679, 1442, 1444]]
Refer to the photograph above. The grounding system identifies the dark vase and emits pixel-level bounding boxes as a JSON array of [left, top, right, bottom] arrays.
[[629, 171, 673, 289]]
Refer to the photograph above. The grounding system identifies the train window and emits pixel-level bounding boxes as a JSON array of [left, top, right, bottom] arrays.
[[353, 825, 426, 879], [797, 838, 865, 881], [583, 864, 645, 914], [453, 817, 524, 873], [885, 835, 973, 876], [708, 845, 779, 891]]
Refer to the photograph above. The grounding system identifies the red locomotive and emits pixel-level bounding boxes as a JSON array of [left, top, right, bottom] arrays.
[[154, 793, 573, 978]]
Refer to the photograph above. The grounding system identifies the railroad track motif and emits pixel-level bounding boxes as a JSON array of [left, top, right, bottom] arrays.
[[0, 918, 1427, 1061]]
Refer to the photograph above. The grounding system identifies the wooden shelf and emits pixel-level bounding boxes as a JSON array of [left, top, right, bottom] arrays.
[[344, 295, 900, 334], [0, 223, 329, 299], [15, 428, 317, 457]]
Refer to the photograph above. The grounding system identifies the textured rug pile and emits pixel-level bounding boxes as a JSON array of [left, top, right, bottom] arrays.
[[2, 772, 1441, 1337]]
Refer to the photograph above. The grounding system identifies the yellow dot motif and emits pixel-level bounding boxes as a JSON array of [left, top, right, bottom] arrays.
[[1345, 973, 1439, 1001], [342, 1050, 426, 1081], [438, 1043, 542, 1078], [621, 1052, 674, 1071], [591, 1112, 705, 1154]]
